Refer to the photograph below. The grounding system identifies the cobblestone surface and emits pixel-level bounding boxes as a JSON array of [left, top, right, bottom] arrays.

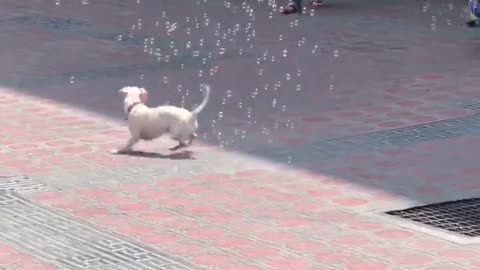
[[1, 0, 480, 270]]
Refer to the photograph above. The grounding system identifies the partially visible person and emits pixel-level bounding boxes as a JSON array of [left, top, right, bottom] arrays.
[[282, 0, 324, 15], [467, 0, 480, 27]]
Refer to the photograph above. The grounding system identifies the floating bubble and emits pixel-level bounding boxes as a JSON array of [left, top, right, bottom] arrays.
[[251, 88, 259, 99], [272, 98, 277, 108], [181, 95, 186, 108], [167, 22, 177, 34], [298, 38, 305, 47], [247, 107, 252, 118]]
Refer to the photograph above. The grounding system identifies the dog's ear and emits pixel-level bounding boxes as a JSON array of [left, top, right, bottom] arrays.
[[118, 87, 129, 94]]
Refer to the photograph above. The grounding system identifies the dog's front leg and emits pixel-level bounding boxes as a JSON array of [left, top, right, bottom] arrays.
[[116, 136, 139, 153], [187, 133, 197, 146]]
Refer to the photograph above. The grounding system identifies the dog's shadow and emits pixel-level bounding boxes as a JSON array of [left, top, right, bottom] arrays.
[[112, 150, 195, 160]]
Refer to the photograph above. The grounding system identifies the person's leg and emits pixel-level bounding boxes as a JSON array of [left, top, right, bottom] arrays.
[[467, 0, 480, 26], [282, 0, 302, 15]]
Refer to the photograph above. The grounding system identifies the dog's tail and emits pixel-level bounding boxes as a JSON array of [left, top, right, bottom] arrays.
[[192, 84, 211, 115]]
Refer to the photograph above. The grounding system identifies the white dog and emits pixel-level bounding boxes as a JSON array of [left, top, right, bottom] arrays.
[[115, 84, 211, 153]]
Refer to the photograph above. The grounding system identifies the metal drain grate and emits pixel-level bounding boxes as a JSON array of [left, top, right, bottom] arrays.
[[0, 175, 51, 194], [0, 192, 199, 270], [463, 103, 480, 111], [386, 198, 480, 237]]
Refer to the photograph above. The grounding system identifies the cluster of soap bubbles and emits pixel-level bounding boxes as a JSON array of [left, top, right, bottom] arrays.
[[58, 0, 342, 156]]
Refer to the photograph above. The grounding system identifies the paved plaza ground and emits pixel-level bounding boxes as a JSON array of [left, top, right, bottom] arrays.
[[1, 0, 480, 269]]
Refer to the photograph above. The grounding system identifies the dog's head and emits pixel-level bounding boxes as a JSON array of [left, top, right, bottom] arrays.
[[118, 86, 148, 113]]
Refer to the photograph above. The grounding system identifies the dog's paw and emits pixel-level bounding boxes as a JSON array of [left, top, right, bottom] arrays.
[[169, 144, 187, 151]]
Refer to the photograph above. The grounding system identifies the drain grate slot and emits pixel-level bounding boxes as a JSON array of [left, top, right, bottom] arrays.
[[462, 103, 480, 111], [386, 198, 480, 237]]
